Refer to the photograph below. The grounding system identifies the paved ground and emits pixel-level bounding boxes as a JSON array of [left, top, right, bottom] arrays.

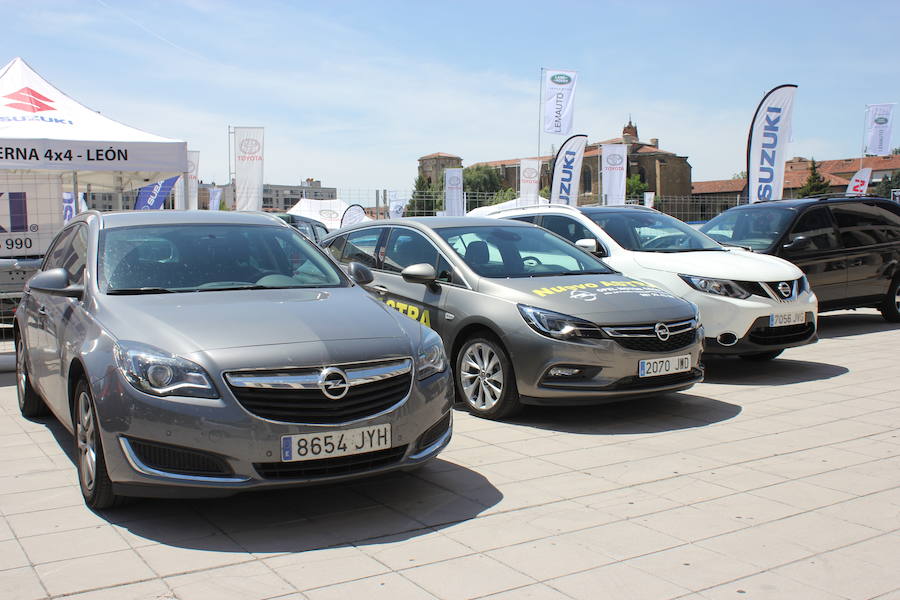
[[1, 310, 898, 600]]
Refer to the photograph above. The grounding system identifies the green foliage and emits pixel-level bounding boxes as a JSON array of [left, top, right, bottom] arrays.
[[873, 170, 900, 198], [892, 147, 900, 155], [626, 174, 649, 197], [490, 188, 517, 205], [539, 185, 550, 199], [407, 175, 441, 216], [731, 170, 747, 180], [796, 159, 830, 197], [463, 165, 503, 194]]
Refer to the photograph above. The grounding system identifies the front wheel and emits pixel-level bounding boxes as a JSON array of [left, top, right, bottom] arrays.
[[455, 335, 520, 420], [739, 350, 784, 361], [879, 278, 900, 322], [75, 379, 125, 509], [16, 335, 48, 419]]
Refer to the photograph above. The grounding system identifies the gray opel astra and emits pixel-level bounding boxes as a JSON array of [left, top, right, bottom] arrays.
[[15, 210, 452, 508], [321, 218, 704, 420]]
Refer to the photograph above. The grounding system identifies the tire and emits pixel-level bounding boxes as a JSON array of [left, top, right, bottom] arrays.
[[16, 334, 48, 419], [455, 335, 520, 420], [739, 350, 784, 361], [879, 278, 900, 323], [74, 379, 125, 509]]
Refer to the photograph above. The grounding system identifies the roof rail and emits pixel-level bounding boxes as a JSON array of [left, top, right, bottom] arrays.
[[801, 193, 882, 200], [481, 202, 583, 216]]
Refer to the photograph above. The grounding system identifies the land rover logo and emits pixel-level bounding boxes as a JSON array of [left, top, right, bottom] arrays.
[[777, 281, 792, 298], [319, 209, 339, 219], [523, 167, 538, 179], [550, 74, 572, 85], [318, 367, 350, 400], [606, 154, 624, 166], [654, 323, 670, 341], [874, 117, 889, 125], [240, 138, 261, 155]]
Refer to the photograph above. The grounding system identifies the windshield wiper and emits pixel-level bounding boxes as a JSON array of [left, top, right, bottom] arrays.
[[195, 285, 300, 292], [106, 287, 178, 295]]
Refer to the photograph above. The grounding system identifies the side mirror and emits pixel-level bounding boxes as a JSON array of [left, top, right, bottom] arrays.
[[28, 267, 84, 299], [401, 263, 437, 285], [576, 238, 606, 257], [782, 236, 811, 252], [347, 262, 374, 285]]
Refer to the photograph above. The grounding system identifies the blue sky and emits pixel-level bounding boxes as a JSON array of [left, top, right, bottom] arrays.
[[3, 0, 898, 190]]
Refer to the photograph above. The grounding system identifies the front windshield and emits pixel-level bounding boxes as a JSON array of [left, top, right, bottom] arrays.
[[437, 225, 613, 278], [98, 224, 346, 293], [699, 207, 795, 251], [587, 210, 722, 252]]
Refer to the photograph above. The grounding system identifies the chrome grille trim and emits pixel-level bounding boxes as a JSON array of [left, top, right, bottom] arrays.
[[601, 319, 698, 338], [225, 359, 412, 390], [761, 279, 799, 303]]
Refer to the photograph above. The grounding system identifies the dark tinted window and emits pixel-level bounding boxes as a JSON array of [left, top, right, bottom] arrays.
[[508, 215, 538, 224], [436, 254, 456, 284], [42, 227, 76, 271], [873, 203, 900, 241], [831, 204, 886, 247], [786, 208, 839, 252], [382, 229, 438, 273], [541, 215, 596, 245], [313, 225, 328, 241], [340, 228, 382, 268], [64, 226, 88, 284], [323, 235, 346, 260], [700, 207, 795, 251]]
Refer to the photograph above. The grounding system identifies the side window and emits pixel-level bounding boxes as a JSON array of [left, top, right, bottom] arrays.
[[831, 205, 885, 248], [323, 235, 346, 261], [382, 229, 438, 273], [341, 228, 382, 267], [294, 222, 314, 239], [436, 255, 456, 284], [313, 225, 329, 241], [872, 203, 900, 241], [540, 215, 595, 245], [42, 227, 75, 271], [787, 208, 839, 252], [62, 225, 88, 284], [508, 215, 537, 224]]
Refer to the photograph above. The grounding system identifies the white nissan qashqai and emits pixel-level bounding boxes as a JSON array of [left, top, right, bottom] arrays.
[[486, 204, 818, 361]]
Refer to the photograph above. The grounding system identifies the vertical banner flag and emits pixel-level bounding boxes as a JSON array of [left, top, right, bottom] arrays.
[[444, 168, 464, 216], [208, 187, 222, 211], [62, 192, 76, 223], [341, 204, 372, 227], [550, 134, 588, 205], [601, 144, 628, 205], [173, 152, 199, 209], [519, 159, 541, 202], [134, 176, 178, 210], [388, 191, 406, 219], [747, 84, 797, 203], [543, 69, 577, 135], [864, 104, 894, 156], [846, 168, 872, 195], [234, 127, 264, 211], [643, 191, 655, 208]]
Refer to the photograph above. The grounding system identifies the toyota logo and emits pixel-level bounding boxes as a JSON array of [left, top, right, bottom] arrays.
[[777, 282, 792, 298], [240, 138, 261, 155], [448, 175, 461, 186], [318, 367, 350, 400], [654, 323, 670, 341], [606, 154, 624, 166], [523, 167, 538, 179]]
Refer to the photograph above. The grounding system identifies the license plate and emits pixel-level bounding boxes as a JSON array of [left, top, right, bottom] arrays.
[[639, 355, 691, 378], [769, 311, 806, 327], [281, 424, 391, 462]]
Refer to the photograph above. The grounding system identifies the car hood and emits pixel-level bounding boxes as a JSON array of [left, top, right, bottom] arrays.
[[631, 248, 802, 281], [479, 273, 696, 325], [94, 287, 413, 355]]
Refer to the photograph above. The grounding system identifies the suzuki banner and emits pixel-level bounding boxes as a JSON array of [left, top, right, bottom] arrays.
[[519, 159, 541, 202], [233, 127, 264, 211], [543, 69, 577, 136], [846, 168, 872, 195], [864, 104, 894, 156], [601, 144, 627, 205], [135, 176, 178, 210], [747, 84, 797, 203], [444, 168, 464, 216], [207, 187, 222, 211], [550, 134, 587, 205]]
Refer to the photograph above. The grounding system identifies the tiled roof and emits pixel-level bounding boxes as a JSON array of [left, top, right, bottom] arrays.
[[786, 155, 900, 174], [418, 152, 462, 160], [693, 171, 852, 195]]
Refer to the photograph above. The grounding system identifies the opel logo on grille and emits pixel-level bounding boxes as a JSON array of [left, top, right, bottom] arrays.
[[777, 282, 792, 298], [318, 367, 350, 400], [654, 323, 670, 341]]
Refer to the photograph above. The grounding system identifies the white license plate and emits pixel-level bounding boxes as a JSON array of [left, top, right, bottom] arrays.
[[281, 424, 391, 462], [639, 355, 691, 378], [769, 311, 806, 327]]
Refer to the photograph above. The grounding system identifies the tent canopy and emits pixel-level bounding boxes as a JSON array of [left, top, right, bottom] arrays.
[[0, 57, 187, 190]]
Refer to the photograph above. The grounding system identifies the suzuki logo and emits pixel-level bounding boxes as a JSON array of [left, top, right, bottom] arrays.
[[3, 87, 55, 113], [777, 281, 792, 298], [318, 367, 350, 400], [654, 323, 670, 341]]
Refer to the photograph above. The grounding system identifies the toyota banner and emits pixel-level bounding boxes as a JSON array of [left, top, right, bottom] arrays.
[[234, 127, 264, 212], [444, 168, 464, 216], [519, 159, 541, 202], [601, 144, 627, 205], [550, 134, 587, 205], [747, 84, 797, 203]]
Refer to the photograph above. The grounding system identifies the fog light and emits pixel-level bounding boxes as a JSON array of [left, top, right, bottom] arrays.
[[147, 365, 175, 388], [548, 366, 582, 377]]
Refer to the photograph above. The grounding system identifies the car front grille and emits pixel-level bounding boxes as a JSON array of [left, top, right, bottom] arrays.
[[748, 322, 815, 346], [225, 359, 412, 425], [738, 278, 803, 302], [416, 412, 452, 452], [611, 329, 697, 352], [254, 445, 408, 480], [612, 368, 703, 391], [128, 438, 231, 476], [602, 319, 698, 353]]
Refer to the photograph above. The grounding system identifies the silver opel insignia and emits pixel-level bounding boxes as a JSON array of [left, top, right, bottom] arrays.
[[15, 210, 452, 508]]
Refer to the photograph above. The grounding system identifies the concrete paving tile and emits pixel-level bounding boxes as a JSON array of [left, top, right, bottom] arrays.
[[111, 513, 222, 549], [360, 529, 472, 570], [301, 505, 427, 546], [635, 505, 747, 542], [804, 464, 899, 496], [490, 434, 586, 457], [135, 534, 251, 577], [439, 445, 527, 468], [0, 486, 83, 516], [818, 492, 900, 532], [542, 443, 661, 470], [549, 561, 691, 600], [629, 544, 760, 592], [695, 525, 815, 570], [402, 554, 535, 600], [58, 580, 173, 600], [475, 456, 571, 484], [481, 583, 574, 599], [265, 545, 390, 591], [472, 479, 566, 515], [7, 505, 108, 538], [587, 453, 724, 487], [635, 476, 735, 505], [466, 425, 548, 444], [440, 507, 561, 552], [0, 433, 32, 448], [0, 514, 13, 541], [697, 570, 847, 600], [488, 530, 617, 580], [834, 533, 900, 570], [165, 560, 295, 600], [0, 442, 48, 461], [574, 486, 680, 519], [35, 549, 155, 597], [0, 469, 76, 495], [772, 552, 897, 600], [0, 538, 30, 570], [752, 512, 881, 555], [565, 520, 684, 561], [19, 525, 130, 564], [304, 572, 436, 600], [691, 492, 801, 526], [832, 437, 900, 459], [0, 566, 48, 600], [748, 479, 855, 510]]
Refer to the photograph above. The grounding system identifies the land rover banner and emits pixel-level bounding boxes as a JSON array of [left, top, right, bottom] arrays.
[[602, 144, 627, 205], [444, 168, 464, 216], [174, 151, 199, 210], [747, 84, 797, 203], [543, 69, 577, 135], [234, 127, 264, 211], [550, 134, 587, 205], [519, 158, 541, 202], [864, 104, 894, 157], [846, 168, 872, 195]]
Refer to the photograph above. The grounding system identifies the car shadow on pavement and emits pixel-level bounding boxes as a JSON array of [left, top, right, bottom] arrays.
[[702, 357, 848, 385], [507, 392, 741, 435], [816, 311, 900, 339]]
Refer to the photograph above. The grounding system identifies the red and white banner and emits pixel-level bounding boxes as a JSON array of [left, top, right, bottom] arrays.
[[550, 134, 587, 205], [864, 104, 894, 157], [602, 144, 627, 205], [846, 168, 872, 195], [233, 127, 264, 212], [543, 69, 577, 136], [443, 168, 464, 216], [174, 150, 199, 210], [747, 84, 797, 203], [519, 159, 541, 202]]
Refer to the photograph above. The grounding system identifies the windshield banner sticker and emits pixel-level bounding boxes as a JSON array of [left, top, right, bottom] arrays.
[[532, 280, 671, 300]]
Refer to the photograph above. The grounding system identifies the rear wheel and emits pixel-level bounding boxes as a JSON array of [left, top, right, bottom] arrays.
[[75, 379, 124, 509], [879, 277, 900, 322], [16, 335, 48, 419], [739, 350, 784, 361], [455, 335, 520, 420]]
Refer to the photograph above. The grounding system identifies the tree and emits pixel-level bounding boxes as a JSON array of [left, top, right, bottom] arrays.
[[406, 175, 440, 216], [892, 147, 900, 155], [490, 187, 517, 205], [796, 159, 830, 198], [731, 170, 747, 180], [626, 174, 648, 198], [463, 165, 503, 194], [539, 185, 550, 199], [873, 170, 900, 198]]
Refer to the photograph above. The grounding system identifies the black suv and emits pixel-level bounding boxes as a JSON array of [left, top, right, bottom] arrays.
[[700, 196, 900, 321]]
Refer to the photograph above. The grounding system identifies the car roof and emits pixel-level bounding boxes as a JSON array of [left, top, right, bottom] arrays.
[[722, 196, 893, 211], [323, 216, 534, 238], [92, 210, 286, 229]]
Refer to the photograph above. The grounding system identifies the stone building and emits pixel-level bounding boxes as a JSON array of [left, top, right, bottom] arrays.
[[417, 152, 463, 185]]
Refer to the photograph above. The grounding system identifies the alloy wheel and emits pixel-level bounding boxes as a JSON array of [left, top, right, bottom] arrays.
[[460, 342, 504, 410], [76, 391, 97, 493]]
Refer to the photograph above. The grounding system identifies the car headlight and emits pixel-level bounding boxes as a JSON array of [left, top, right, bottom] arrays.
[[679, 275, 750, 299], [518, 305, 603, 340], [113, 341, 219, 398], [415, 332, 447, 380]]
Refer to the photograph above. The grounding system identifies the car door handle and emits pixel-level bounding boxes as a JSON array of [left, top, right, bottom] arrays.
[[850, 259, 864, 267], [370, 285, 389, 296], [38, 305, 49, 317]]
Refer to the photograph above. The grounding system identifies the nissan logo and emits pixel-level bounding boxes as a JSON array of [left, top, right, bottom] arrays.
[[318, 367, 350, 400], [777, 282, 792, 298], [654, 323, 670, 341]]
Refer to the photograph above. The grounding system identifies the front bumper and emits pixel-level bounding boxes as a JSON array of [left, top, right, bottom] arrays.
[[685, 288, 818, 343], [703, 312, 818, 355]]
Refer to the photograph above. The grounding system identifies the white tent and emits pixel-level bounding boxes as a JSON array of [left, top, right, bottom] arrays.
[[287, 198, 371, 231], [466, 197, 550, 217]]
